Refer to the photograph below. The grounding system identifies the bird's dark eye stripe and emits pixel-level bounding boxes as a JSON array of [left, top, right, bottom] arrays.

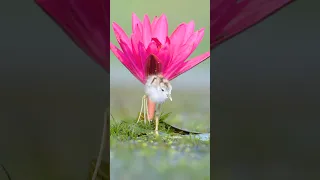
[[151, 77, 156, 84]]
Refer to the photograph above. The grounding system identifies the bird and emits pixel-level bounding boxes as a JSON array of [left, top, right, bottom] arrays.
[[137, 54, 173, 133], [110, 13, 210, 134]]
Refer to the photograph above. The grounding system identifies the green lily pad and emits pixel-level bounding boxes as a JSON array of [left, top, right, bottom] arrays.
[[162, 113, 210, 134]]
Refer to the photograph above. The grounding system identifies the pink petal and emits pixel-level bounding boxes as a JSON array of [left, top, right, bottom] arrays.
[[110, 42, 144, 83], [193, 28, 205, 49], [183, 21, 195, 44], [118, 39, 143, 80], [169, 23, 186, 61], [146, 40, 159, 55], [151, 16, 159, 33], [142, 14, 152, 47], [167, 30, 201, 70], [166, 43, 194, 73], [172, 28, 205, 64], [131, 24, 143, 61], [152, 14, 168, 44], [132, 13, 142, 33], [112, 22, 130, 46], [138, 42, 148, 83], [156, 45, 171, 72], [168, 52, 210, 80], [171, 28, 205, 65], [158, 37, 171, 72], [131, 39, 144, 72], [164, 62, 185, 80]]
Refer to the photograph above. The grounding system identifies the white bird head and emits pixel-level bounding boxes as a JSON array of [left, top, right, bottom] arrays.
[[145, 75, 172, 104]]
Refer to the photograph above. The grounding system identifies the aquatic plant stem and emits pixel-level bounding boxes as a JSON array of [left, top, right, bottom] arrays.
[[1, 164, 11, 180], [148, 96, 156, 120], [92, 109, 107, 180]]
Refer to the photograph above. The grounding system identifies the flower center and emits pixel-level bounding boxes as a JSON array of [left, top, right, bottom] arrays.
[[145, 54, 162, 76], [151, 38, 162, 50]]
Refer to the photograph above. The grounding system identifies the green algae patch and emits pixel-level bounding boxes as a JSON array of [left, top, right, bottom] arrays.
[[109, 112, 210, 179]]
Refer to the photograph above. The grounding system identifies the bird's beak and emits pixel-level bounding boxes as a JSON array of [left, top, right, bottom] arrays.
[[168, 94, 172, 101]]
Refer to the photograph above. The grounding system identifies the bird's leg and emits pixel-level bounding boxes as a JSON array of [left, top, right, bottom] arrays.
[[146, 96, 150, 123], [137, 95, 146, 123], [143, 95, 147, 124], [154, 103, 162, 135]]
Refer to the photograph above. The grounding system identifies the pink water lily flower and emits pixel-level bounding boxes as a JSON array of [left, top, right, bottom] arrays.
[[110, 13, 210, 84]]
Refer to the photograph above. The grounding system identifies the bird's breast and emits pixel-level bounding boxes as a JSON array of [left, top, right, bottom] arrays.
[[145, 86, 167, 104]]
